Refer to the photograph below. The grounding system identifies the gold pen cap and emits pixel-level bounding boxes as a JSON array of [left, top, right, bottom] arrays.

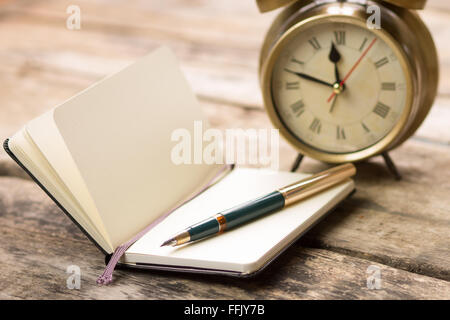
[[278, 163, 356, 206]]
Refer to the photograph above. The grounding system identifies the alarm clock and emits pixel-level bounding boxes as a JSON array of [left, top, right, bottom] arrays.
[[258, 0, 438, 164]]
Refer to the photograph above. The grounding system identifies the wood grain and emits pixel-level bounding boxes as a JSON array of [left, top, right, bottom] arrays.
[[0, 0, 449, 299], [0, 176, 448, 299], [0, 0, 449, 111]]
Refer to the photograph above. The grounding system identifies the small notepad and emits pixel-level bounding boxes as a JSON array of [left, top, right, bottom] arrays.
[[126, 168, 353, 274], [4, 47, 354, 277]]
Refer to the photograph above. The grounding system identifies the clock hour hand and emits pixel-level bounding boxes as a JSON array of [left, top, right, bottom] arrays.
[[284, 69, 334, 88], [329, 42, 342, 83], [328, 42, 343, 113]]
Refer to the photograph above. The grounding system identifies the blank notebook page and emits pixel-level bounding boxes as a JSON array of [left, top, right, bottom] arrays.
[[125, 168, 354, 274], [50, 47, 222, 249]]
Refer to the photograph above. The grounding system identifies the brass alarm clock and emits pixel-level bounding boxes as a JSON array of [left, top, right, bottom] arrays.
[[258, 0, 438, 164]]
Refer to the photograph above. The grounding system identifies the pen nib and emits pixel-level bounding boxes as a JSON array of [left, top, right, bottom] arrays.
[[160, 238, 177, 247]]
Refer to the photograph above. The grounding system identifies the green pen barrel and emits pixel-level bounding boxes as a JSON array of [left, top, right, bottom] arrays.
[[188, 216, 220, 242], [223, 191, 285, 229], [187, 191, 285, 241]]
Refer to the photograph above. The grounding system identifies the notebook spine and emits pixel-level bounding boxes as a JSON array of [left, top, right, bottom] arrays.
[[3, 138, 109, 256]]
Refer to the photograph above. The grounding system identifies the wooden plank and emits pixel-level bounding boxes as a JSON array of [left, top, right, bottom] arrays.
[[1, 0, 446, 149], [0, 0, 270, 108], [0, 176, 448, 299], [0, 15, 263, 109], [419, 9, 450, 96], [0, 48, 448, 164], [0, 0, 448, 110], [0, 65, 92, 175], [415, 97, 450, 145]]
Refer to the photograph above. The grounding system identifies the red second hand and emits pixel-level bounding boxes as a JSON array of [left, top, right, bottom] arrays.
[[327, 38, 378, 103]]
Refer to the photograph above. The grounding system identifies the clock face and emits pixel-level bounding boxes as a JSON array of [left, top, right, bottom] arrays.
[[271, 20, 411, 154]]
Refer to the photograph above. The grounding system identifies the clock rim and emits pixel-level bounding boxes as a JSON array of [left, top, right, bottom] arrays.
[[261, 13, 415, 163], [256, 0, 428, 12]]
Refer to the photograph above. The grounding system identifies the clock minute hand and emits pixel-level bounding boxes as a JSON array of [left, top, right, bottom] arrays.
[[284, 69, 334, 88]]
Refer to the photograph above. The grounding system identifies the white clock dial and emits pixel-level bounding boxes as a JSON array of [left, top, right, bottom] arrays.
[[271, 21, 409, 154]]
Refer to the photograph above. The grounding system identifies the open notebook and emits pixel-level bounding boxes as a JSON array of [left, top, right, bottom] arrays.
[[4, 47, 354, 277]]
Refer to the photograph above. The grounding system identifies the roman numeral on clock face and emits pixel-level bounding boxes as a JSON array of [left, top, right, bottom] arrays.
[[359, 37, 368, 52], [309, 118, 322, 134], [381, 82, 396, 91], [308, 37, 321, 50], [373, 102, 390, 118], [285, 81, 299, 90], [337, 126, 346, 140], [291, 58, 304, 66], [361, 122, 370, 133], [334, 31, 346, 45], [290, 100, 305, 117], [375, 57, 389, 69]]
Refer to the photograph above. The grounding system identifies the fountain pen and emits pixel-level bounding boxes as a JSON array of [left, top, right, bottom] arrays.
[[161, 163, 356, 247]]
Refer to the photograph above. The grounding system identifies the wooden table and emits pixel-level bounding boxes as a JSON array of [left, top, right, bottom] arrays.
[[0, 0, 449, 299]]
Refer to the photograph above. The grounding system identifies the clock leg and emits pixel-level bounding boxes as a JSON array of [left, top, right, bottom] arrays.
[[291, 153, 304, 172], [291, 152, 401, 179], [381, 152, 402, 180]]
